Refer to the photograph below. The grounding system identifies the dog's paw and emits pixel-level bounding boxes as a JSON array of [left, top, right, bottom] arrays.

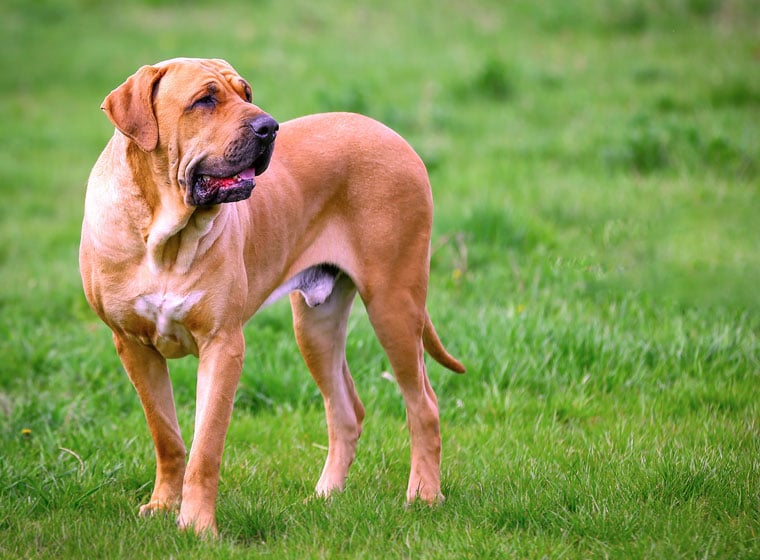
[[138, 500, 179, 517], [304, 489, 338, 506], [177, 511, 219, 538], [405, 489, 445, 507]]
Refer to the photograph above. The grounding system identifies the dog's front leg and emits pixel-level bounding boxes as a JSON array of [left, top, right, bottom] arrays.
[[177, 330, 244, 536], [113, 334, 186, 516]]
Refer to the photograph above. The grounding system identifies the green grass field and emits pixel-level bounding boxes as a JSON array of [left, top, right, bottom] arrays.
[[1, 0, 759, 557]]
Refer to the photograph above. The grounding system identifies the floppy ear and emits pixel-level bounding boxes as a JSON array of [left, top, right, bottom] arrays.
[[101, 65, 164, 152]]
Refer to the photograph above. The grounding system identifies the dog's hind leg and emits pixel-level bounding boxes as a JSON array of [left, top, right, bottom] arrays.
[[363, 286, 444, 504], [290, 272, 365, 497]]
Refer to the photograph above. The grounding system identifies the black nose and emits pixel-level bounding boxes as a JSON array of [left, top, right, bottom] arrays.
[[250, 115, 279, 144]]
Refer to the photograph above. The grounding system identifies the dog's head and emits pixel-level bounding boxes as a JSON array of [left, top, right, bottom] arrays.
[[101, 58, 277, 206]]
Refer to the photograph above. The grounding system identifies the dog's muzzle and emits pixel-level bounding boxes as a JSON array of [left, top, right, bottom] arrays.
[[190, 115, 279, 207]]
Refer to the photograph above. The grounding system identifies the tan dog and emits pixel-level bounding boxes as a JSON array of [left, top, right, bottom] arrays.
[[79, 58, 464, 535]]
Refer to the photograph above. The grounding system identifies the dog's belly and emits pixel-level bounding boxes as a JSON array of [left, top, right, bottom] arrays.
[[133, 290, 203, 358]]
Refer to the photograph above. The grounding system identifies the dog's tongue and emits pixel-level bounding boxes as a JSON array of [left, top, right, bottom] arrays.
[[237, 167, 256, 181], [203, 167, 256, 190], [192, 166, 258, 205]]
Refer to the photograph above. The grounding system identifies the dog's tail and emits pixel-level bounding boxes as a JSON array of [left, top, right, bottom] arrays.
[[423, 310, 466, 373]]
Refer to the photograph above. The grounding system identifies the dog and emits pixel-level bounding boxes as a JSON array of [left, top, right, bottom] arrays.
[[79, 58, 464, 535]]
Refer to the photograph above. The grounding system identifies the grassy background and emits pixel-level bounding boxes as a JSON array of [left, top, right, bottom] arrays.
[[1, 0, 759, 557]]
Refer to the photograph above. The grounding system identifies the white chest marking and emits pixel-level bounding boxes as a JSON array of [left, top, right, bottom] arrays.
[[134, 291, 204, 336]]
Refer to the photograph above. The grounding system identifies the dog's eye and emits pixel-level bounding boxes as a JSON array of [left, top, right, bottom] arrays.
[[192, 95, 216, 109]]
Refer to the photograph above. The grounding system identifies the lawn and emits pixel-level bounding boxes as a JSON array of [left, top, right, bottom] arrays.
[[1, 0, 759, 558]]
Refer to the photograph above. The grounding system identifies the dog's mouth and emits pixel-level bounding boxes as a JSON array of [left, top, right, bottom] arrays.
[[190, 144, 274, 207], [192, 167, 257, 206]]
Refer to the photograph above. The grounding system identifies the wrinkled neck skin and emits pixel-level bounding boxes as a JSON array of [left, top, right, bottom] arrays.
[[124, 134, 224, 275]]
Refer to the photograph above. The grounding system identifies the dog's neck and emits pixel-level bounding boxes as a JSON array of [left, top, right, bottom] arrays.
[[125, 139, 224, 275], [146, 204, 221, 275]]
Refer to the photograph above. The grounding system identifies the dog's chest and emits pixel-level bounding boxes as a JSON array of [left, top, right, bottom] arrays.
[[132, 290, 204, 358]]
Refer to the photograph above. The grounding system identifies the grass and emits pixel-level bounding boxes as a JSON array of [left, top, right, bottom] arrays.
[[1, 0, 759, 557]]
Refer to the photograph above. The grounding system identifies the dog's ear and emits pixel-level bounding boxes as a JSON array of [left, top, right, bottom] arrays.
[[101, 65, 165, 152]]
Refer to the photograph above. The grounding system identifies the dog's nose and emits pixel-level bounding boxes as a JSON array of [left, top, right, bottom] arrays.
[[250, 115, 279, 144]]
